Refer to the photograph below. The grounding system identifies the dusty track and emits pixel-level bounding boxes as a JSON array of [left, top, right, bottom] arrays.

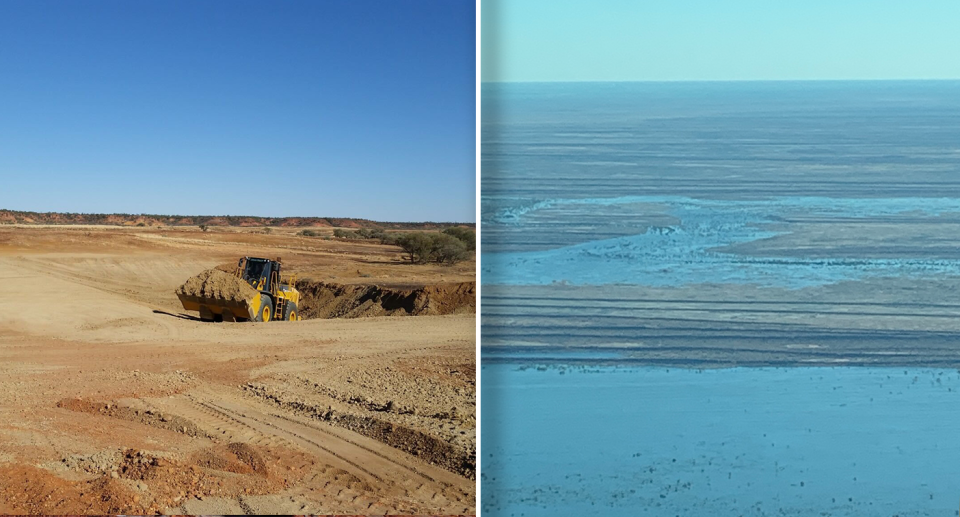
[[0, 225, 475, 514]]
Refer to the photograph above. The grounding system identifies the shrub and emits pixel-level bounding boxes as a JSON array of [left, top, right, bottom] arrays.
[[298, 229, 320, 237], [442, 227, 475, 250], [395, 232, 434, 264], [431, 233, 469, 263], [199, 224, 208, 232], [366, 228, 388, 240], [379, 232, 398, 245], [332, 228, 388, 241], [393, 231, 471, 264]]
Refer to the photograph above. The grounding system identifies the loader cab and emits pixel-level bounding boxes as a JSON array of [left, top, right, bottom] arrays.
[[238, 257, 280, 293]]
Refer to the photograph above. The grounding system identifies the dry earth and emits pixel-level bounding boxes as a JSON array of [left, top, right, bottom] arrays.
[[0, 224, 475, 514]]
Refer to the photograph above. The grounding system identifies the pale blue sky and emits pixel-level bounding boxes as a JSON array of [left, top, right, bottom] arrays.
[[1, 0, 475, 222], [482, 0, 960, 82]]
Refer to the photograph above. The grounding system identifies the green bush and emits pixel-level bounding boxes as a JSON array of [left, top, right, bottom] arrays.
[[356, 228, 386, 240], [379, 232, 398, 245], [298, 229, 320, 237], [333, 228, 389, 241], [442, 227, 475, 250], [394, 231, 472, 264], [431, 233, 469, 263], [395, 232, 434, 263]]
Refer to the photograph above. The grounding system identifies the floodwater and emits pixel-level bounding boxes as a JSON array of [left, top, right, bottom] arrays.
[[481, 81, 960, 289], [482, 363, 960, 516], [479, 82, 960, 515], [482, 196, 960, 288]]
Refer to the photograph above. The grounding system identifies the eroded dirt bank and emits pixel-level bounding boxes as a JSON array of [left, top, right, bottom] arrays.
[[296, 280, 476, 319]]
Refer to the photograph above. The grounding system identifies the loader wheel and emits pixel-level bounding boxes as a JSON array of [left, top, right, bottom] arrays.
[[258, 297, 273, 322], [285, 302, 299, 322]]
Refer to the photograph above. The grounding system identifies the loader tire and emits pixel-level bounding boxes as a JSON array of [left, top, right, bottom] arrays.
[[257, 297, 274, 322], [284, 302, 299, 321]]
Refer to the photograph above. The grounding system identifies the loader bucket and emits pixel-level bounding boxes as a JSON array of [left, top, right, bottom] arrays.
[[177, 292, 263, 322]]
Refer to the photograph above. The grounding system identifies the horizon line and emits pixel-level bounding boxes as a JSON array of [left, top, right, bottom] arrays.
[[0, 208, 475, 226], [481, 78, 960, 84]]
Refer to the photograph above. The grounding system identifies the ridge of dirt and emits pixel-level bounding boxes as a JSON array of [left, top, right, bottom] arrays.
[[57, 398, 210, 439], [242, 383, 476, 479], [176, 268, 258, 301], [295, 280, 476, 319]]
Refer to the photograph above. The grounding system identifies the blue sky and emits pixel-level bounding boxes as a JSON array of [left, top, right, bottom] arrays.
[[482, 0, 960, 82], [0, 0, 475, 222]]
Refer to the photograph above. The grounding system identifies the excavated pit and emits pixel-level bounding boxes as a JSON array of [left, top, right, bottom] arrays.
[[176, 268, 257, 302], [295, 280, 475, 319]]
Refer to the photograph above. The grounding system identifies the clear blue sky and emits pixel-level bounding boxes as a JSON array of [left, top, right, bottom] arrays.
[[0, 0, 475, 222], [482, 0, 960, 82]]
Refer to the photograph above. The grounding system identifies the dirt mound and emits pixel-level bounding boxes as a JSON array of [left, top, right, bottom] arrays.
[[0, 464, 145, 514], [295, 280, 475, 319], [193, 447, 253, 475], [176, 268, 257, 301], [226, 442, 267, 474]]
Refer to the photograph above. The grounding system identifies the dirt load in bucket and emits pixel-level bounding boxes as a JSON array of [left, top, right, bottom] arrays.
[[175, 268, 258, 301], [296, 280, 475, 319]]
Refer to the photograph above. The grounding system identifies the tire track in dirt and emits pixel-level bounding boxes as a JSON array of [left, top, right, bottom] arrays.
[[142, 398, 386, 513], [152, 395, 473, 513]]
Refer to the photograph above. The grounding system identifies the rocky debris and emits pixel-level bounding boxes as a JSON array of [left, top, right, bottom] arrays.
[[51, 449, 123, 475], [28, 446, 294, 514], [0, 464, 149, 514], [176, 268, 257, 301], [295, 280, 475, 319], [110, 369, 196, 395]]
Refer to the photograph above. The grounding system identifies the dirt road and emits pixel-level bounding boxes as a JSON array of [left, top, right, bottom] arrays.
[[0, 225, 475, 514]]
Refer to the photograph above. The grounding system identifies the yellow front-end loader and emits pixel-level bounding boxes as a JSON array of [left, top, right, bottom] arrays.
[[177, 256, 301, 322]]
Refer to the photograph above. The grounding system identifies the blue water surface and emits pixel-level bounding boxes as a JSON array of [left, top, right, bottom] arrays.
[[481, 81, 960, 289], [482, 364, 960, 517], [482, 196, 960, 288]]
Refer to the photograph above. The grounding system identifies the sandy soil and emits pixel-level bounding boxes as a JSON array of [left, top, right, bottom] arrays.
[[0, 225, 475, 514]]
